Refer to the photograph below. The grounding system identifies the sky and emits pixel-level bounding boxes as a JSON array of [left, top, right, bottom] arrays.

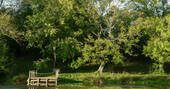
[[1, 0, 170, 9], [0, 0, 22, 8]]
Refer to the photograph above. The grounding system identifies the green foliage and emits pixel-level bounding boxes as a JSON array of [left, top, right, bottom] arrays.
[[1, 0, 170, 76], [0, 37, 13, 74], [11, 0, 33, 31], [50, 38, 82, 63], [25, 0, 102, 68], [0, 10, 22, 75], [24, 0, 147, 71], [128, 13, 170, 73], [143, 15, 170, 63], [12, 74, 27, 84], [0, 12, 14, 75], [33, 58, 51, 72], [71, 36, 123, 69], [25, 0, 81, 67], [143, 15, 170, 73], [0, 11, 24, 44]]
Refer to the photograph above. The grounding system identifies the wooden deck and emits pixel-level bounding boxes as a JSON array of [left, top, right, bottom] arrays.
[[27, 70, 59, 87]]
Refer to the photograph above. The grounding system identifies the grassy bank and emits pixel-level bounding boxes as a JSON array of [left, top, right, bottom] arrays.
[[58, 72, 170, 86], [1, 72, 170, 86]]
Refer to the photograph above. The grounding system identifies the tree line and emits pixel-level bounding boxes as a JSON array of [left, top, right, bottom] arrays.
[[0, 0, 170, 75]]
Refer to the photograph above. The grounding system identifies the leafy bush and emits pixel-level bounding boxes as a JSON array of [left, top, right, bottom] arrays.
[[12, 74, 27, 84], [33, 58, 52, 72], [0, 37, 13, 75]]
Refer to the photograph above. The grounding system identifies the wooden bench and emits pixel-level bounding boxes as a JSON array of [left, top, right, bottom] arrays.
[[27, 69, 59, 87]]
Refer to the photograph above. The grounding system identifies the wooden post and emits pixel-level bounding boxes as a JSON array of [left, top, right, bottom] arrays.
[[33, 70, 36, 77], [27, 71, 30, 86], [46, 78, 48, 87], [53, 46, 56, 70], [27, 78, 30, 86], [28, 70, 35, 86], [35, 70, 37, 77], [29, 70, 36, 78], [55, 69, 60, 86], [29, 71, 31, 78], [37, 78, 40, 86]]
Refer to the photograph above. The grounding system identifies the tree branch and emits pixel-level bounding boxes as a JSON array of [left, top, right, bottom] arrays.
[[0, 0, 4, 7]]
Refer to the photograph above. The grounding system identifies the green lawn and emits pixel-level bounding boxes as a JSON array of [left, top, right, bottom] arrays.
[[57, 72, 170, 86]]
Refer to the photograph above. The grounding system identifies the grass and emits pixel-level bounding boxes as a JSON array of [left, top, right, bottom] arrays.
[[1, 57, 170, 87], [2, 71, 170, 87], [1, 71, 170, 87], [57, 72, 170, 86]]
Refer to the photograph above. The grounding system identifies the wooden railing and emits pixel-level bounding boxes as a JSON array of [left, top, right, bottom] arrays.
[[27, 69, 60, 87]]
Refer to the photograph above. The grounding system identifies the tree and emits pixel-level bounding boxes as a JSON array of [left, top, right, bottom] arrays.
[[0, 3, 23, 75], [128, 12, 170, 73], [71, 0, 138, 73], [71, 36, 123, 73], [0, 10, 24, 45], [11, 0, 33, 32], [25, 0, 84, 70], [143, 15, 170, 73]]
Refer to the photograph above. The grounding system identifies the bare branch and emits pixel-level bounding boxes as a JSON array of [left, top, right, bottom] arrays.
[[0, 0, 4, 7]]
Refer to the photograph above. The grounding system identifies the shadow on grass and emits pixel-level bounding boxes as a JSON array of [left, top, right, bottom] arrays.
[[83, 76, 170, 86], [58, 78, 83, 84]]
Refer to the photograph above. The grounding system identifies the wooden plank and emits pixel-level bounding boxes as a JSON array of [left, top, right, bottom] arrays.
[[29, 82, 57, 85], [30, 79, 56, 81], [29, 84, 56, 86], [30, 78, 56, 80], [31, 80, 56, 83], [30, 77, 56, 79], [46, 78, 48, 87]]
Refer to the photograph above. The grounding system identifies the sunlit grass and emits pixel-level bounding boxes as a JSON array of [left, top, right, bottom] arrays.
[[57, 72, 170, 86]]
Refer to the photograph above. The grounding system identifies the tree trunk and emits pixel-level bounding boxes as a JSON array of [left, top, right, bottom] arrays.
[[151, 63, 164, 74], [53, 46, 56, 70], [96, 62, 105, 73], [158, 63, 164, 74]]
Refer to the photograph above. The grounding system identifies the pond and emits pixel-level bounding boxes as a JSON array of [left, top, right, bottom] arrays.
[[0, 84, 170, 89]]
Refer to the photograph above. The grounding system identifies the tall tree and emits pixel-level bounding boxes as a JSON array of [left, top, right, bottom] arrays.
[[0, 11, 15, 75], [25, 0, 85, 70], [71, 0, 138, 73], [128, 12, 170, 73], [143, 15, 170, 73]]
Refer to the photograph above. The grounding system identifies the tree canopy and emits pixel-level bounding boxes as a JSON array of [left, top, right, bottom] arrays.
[[0, 0, 170, 74]]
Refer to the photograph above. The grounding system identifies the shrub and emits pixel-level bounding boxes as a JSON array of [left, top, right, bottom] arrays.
[[33, 58, 52, 72], [12, 74, 27, 84], [0, 37, 13, 75]]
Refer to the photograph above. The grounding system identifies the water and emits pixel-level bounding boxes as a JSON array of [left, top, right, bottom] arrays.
[[0, 85, 170, 89]]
